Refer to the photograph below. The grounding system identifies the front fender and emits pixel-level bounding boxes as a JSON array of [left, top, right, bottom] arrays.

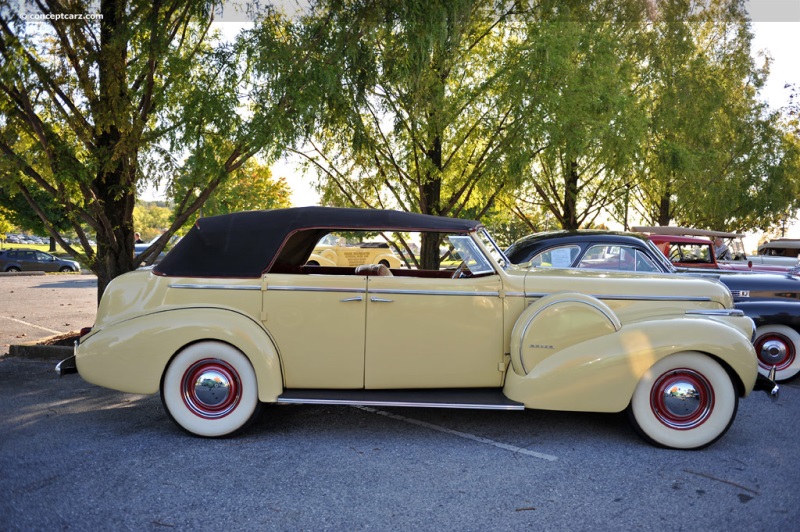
[[76, 307, 283, 401], [504, 296, 757, 413]]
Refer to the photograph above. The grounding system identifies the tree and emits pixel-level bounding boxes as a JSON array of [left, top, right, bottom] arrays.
[[183, 158, 293, 219], [507, 0, 649, 230], [282, 0, 535, 268], [133, 201, 173, 242], [624, 0, 799, 231], [0, 1, 297, 301]]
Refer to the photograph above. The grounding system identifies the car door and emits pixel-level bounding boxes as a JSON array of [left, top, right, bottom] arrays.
[[363, 273, 505, 389], [35, 251, 58, 272], [262, 274, 367, 389], [19, 250, 39, 271]]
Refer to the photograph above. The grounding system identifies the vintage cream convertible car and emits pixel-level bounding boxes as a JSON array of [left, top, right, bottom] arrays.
[[60, 207, 775, 449], [306, 234, 403, 268]]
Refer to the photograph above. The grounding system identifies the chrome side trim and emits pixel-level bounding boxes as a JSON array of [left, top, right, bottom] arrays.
[[525, 292, 713, 302], [685, 309, 745, 317], [170, 284, 261, 291], [505, 291, 526, 297], [267, 286, 367, 294], [277, 397, 525, 411], [369, 288, 500, 297]]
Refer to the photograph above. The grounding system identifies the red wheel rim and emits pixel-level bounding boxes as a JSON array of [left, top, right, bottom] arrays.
[[650, 368, 714, 430], [181, 358, 241, 419], [755, 333, 796, 371]]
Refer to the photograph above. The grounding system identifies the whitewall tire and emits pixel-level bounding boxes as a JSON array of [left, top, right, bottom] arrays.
[[161, 341, 262, 437], [754, 325, 800, 383], [627, 352, 737, 450]]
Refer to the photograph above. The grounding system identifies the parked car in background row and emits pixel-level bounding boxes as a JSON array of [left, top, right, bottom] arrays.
[[0, 248, 80, 272], [135, 235, 171, 265], [59, 207, 775, 450], [506, 230, 800, 383], [306, 234, 403, 268], [758, 238, 800, 259], [645, 233, 798, 274], [633, 226, 800, 271]]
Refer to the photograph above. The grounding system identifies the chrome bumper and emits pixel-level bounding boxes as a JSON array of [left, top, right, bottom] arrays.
[[753, 367, 780, 400], [55, 340, 78, 377]]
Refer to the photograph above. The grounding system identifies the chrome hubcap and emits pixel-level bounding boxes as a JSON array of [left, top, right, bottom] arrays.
[[182, 359, 241, 419], [756, 334, 795, 371], [650, 369, 713, 430]]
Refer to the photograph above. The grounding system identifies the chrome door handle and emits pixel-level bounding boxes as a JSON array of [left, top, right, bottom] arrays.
[[340, 297, 363, 302], [370, 297, 393, 303]]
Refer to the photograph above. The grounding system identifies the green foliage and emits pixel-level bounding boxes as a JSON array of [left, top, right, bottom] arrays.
[[199, 159, 293, 218], [133, 202, 173, 242], [0, 1, 305, 298], [624, 0, 799, 231]]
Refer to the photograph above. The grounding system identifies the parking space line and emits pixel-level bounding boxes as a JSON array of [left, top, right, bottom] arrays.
[[1, 316, 63, 335], [355, 406, 558, 461]]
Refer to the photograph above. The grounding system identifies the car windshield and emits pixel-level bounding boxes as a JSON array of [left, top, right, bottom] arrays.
[[447, 235, 494, 275], [644, 239, 677, 272], [476, 229, 509, 270]]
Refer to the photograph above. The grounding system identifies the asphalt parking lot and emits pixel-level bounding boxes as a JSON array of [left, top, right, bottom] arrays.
[[1, 274, 799, 530]]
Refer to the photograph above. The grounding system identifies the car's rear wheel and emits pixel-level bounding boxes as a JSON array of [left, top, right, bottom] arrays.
[[627, 352, 737, 450], [161, 341, 262, 437], [5, 266, 21, 272], [754, 325, 800, 383]]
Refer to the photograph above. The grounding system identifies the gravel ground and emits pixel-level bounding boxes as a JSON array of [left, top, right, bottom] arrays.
[[0, 273, 98, 356]]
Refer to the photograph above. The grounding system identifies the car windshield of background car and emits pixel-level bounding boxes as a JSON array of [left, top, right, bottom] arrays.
[[671, 243, 713, 265], [578, 244, 660, 272]]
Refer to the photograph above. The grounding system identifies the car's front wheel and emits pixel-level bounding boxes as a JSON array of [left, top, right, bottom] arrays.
[[161, 341, 262, 437], [627, 352, 737, 450], [754, 325, 800, 383], [59, 266, 74, 272]]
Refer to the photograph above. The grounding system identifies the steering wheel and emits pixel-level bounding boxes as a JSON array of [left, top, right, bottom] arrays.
[[452, 261, 471, 279]]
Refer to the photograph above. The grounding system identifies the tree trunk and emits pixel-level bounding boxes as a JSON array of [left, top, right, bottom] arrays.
[[419, 136, 443, 270], [91, 0, 136, 304], [657, 191, 672, 226], [562, 160, 580, 230]]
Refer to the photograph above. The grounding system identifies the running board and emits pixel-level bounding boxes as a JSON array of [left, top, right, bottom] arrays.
[[277, 388, 525, 411]]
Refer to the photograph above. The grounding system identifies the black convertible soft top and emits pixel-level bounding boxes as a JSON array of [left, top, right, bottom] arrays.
[[154, 207, 481, 278]]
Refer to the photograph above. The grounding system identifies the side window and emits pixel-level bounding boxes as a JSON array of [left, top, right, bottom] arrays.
[[634, 250, 659, 272], [530, 245, 580, 268], [275, 230, 496, 278]]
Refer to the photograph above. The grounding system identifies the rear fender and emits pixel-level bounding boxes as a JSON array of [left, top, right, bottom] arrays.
[[76, 307, 283, 401]]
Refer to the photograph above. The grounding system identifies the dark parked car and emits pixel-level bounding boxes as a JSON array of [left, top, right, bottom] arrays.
[[506, 230, 800, 383], [0, 248, 80, 273]]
